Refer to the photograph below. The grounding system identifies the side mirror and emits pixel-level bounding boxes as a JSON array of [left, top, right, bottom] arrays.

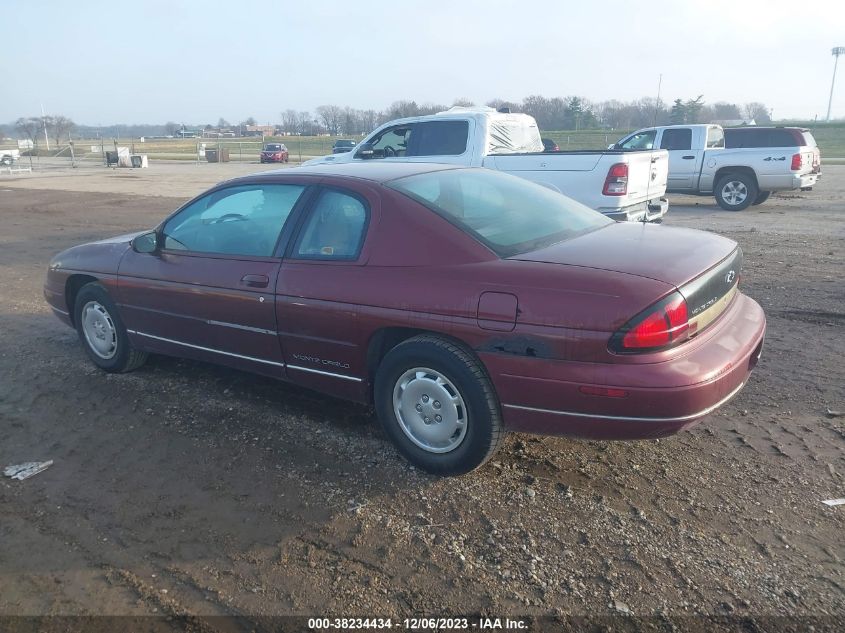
[[355, 142, 375, 159], [132, 230, 159, 254]]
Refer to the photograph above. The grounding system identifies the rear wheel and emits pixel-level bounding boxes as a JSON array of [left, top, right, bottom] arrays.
[[74, 283, 147, 373], [751, 191, 771, 205], [715, 173, 758, 211], [374, 335, 504, 476]]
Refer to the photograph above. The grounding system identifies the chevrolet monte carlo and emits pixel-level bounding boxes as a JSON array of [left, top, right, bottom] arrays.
[[44, 163, 766, 475]]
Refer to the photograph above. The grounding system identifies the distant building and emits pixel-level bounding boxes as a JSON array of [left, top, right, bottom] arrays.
[[244, 125, 276, 137]]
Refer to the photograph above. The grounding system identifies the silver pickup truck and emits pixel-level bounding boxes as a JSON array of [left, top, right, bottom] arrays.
[[613, 124, 821, 210]]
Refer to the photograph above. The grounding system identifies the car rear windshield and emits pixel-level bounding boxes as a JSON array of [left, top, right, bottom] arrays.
[[335, 140, 354, 147], [388, 169, 612, 257]]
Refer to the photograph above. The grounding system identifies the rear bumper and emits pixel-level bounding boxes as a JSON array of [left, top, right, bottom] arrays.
[[483, 293, 766, 440], [793, 172, 819, 189], [601, 197, 668, 223]]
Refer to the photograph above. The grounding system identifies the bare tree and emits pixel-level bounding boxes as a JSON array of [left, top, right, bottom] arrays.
[[316, 105, 343, 135], [164, 121, 181, 136], [51, 115, 76, 145], [743, 102, 771, 123], [709, 102, 742, 120], [451, 97, 475, 107], [281, 110, 300, 134], [15, 117, 42, 146], [486, 98, 520, 112]]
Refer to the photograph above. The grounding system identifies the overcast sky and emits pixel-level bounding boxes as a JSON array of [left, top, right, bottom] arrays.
[[4, 0, 845, 125]]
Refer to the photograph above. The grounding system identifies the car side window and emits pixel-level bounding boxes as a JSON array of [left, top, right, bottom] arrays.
[[706, 127, 724, 148], [293, 190, 368, 261], [660, 128, 692, 151], [407, 120, 469, 156], [619, 130, 655, 150], [368, 125, 413, 157], [162, 184, 305, 257]]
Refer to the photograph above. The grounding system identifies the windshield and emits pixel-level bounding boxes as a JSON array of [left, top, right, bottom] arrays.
[[389, 169, 612, 257], [264, 144, 282, 151], [335, 140, 355, 147]]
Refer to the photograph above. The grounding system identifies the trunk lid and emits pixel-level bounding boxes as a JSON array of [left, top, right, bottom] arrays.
[[510, 223, 737, 288]]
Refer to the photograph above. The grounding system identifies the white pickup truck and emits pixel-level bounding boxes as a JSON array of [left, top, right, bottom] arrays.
[[0, 148, 21, 166], [613, 124, 821, 210], [303, 107, 669, 222]]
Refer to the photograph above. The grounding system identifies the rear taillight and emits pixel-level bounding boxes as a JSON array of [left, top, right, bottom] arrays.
[[603, 162, 628, 196], [609, 292, 690, 353], [790, 153, 802, 170]]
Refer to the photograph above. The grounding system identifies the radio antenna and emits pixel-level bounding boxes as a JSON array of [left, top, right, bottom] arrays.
[[653, 74, 663, 126]]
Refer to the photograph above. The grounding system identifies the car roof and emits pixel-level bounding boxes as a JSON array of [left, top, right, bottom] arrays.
[[724, 126, 808, 132], [256, 161, 464, 183]]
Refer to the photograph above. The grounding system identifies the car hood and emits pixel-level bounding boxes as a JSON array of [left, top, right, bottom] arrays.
[[49, 231, 145, 273], [302, 152, 355, 167], [510, 222, 738, 289]]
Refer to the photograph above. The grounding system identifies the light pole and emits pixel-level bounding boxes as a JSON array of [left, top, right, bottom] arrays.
[[827, 47, 845, 121]]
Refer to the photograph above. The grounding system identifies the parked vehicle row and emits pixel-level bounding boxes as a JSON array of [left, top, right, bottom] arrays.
[[613, 124, 821, 210], [303, 107, 670, 223], [44, 163, 765, 475]]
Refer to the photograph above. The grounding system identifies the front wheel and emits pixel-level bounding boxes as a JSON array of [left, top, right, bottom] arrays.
[[374, 335, 504, 476], [714, 173, 758, 211], [752, 191, 771, 206], [74, 283, 148, 373]]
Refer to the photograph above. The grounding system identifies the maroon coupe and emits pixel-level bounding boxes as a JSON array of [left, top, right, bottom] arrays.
[[44, 163, 765, 475]]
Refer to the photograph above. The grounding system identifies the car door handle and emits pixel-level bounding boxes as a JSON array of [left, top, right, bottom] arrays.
[[240, 274, 269, 288], [682, 155, 695, 159]]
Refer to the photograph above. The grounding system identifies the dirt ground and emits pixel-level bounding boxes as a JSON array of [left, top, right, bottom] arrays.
[[0, 162, 843, 631]]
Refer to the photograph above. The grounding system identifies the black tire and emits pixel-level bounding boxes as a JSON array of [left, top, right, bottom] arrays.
[[374, 334, 504, 476], [74, 283, 148, 373], [714, 173, 758, 211], [751, 190, 771, 206], [0, 156, 11, 166]]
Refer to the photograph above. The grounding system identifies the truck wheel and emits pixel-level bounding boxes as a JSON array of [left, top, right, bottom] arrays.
[[715, 173, 757, 211], [374, 335, 504, 476], [751, 191, 771, 206], [0, 156, 11, 166]]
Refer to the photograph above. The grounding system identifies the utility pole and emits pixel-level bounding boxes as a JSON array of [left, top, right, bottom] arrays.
[[40, 103, 50, 150], [828, 47, 845, 121]]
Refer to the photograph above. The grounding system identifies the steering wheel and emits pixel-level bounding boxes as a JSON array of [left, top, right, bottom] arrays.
[[214, 213, 246, 224], [383, 145, 396, 157]]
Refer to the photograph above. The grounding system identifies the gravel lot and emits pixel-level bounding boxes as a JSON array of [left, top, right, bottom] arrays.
[[0, 162, 843, 631]]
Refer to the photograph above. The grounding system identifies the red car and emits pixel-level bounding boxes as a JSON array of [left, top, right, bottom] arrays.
[[44, 163, 765, 475], [260, 143, 289, 163]]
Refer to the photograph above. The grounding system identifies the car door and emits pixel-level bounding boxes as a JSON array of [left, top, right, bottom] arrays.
[[118, 182, 310, 377], [660, 127, 697, 190], [275, 183, 376, 401]]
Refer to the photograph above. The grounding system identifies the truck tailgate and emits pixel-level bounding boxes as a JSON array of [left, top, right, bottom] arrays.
[[622, 150, 668, 205]]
